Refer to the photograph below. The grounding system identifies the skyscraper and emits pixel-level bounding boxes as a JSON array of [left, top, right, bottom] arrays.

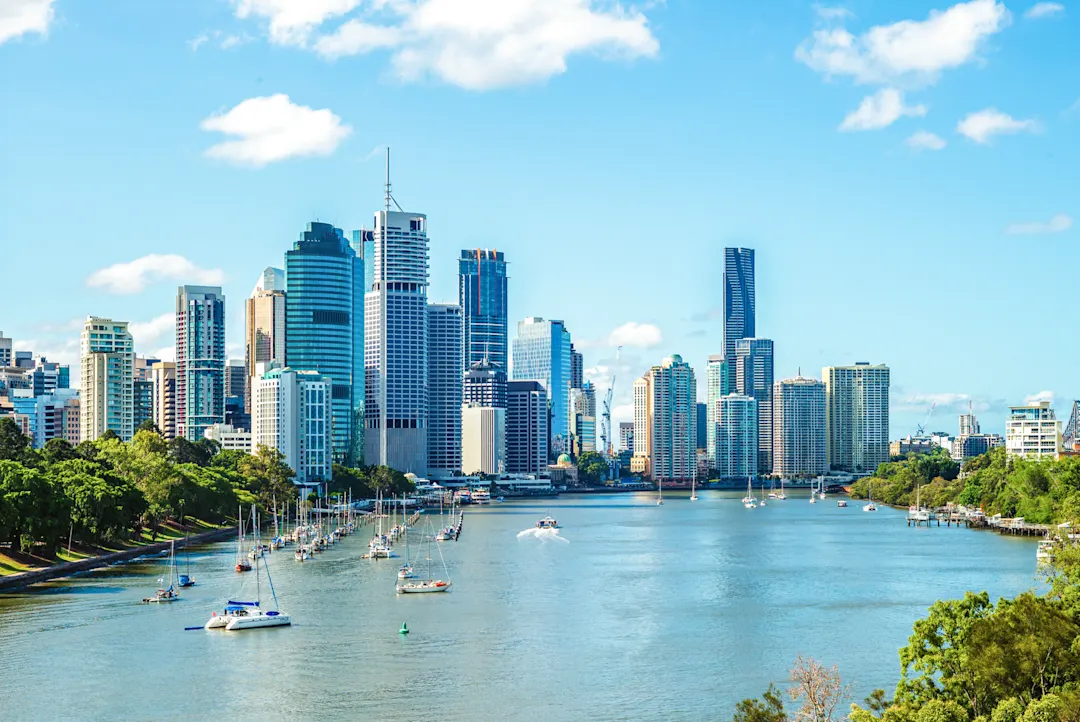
[[461, 405, 505, 475], [569, 382, 597, 455], [715, 394, 758, 481], [464, 356, 507, 408], [696, 402, 707, 450], [570, 343, 583, 390], [723, 248, 755, 365], [823, 363, 891, 473], [619, 421, 634, 454], [175, 285, 226, 441], [350, 229, 375, 293], [151, 361, 177, 440], [507, 380, 548, 475], [734, 338, 775, 473], [427, 303, 463, 478], [133, 356, 158, 432], [365, 200, 429, 474], [959, 410, 980, 436], [245, 268, 286, 413], [772, 376, 827, 478], [80, 316, 134, 441], [286, 222, 365, 466], [705, 354, 726, 468], [512, 317, 572, 458], [458, 249, 508, 372], [225, 358, 249, 430], [631, 354, 697, 484], [251, 364, 333, 486]]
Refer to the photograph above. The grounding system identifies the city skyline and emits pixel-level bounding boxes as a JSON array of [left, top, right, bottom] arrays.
[[3, 0, 1078, 437]]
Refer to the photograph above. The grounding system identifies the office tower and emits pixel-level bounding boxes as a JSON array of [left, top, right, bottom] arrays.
[[251, 364, 333, 486], [569, 381, 596, 456], [427, 303, 463, 478], [619, 421, 634, 454], [507, 380, 548, 474], [706, 354, 726, 467], [151, 362, 177, 439], [80, 316, 134, 441], [175, 286, 226, 441], [734, 338, 774, 473], [772, 376, 827, 477], [959, 411, 979, 436], [365, 194, 429, 474], [25, 356, 69, 397], [723, 248, 755, 364], [0, 332, 10, 367], [464, 357, 507, 407], [62, 395, 80, 444], [225, 358, 248, 430], [570, 343, 583, 390], [10, 388, 79, 448], [225, 356, 247, 397], [823, 363, 891, 473], [696, 402, 707, 450], [512, 317, 572, 458], [245, 270, 286, 414], [1005, 401, 1061, 459], [133, 356, 158, 431], [458, 249, 508, 372], [716, 394, 759, 481], [630, 354, 697, 483], [351, 229, 375, 293], [286, 221, 365, 466], [461, 404, 505, 475]]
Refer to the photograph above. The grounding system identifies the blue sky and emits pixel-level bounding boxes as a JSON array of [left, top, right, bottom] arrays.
[[1, 0, 1077, 435]]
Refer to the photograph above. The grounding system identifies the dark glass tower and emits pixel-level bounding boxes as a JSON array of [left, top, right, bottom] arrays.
[[723, 248, 756, 363], [285, 222, 365, 465], [458, 250, 508, 373]]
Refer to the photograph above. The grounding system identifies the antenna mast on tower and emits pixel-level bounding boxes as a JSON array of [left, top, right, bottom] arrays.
[[384, 147, 403, 213]]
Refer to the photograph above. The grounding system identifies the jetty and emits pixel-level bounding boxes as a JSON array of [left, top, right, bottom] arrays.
[[903, 504, 1051, 537]]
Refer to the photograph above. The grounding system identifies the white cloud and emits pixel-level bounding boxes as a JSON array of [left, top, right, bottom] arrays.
[[816, 6, 853, 21], [200, 94, 352, 167], [153, 346, 176, 363], [907, 130, 948, 150], [189, 33, 210, 51], [891, 390, 999, 415], [608, 322, 663, 349], [957, 108, 1039, 143], [190, 30, 252, 51], [1024, 2, 1065, 19], [86, 254, 225, 294], [129, 313, 176, 346], [1006, 214, 1073, 235], [612, 403, 633, 424], [0, 0, 55, 44], [796, 0, 1010, 86], [239, 0, 660, 90], [839, 88, 926, 131], [1025, 390, 1055, 405]]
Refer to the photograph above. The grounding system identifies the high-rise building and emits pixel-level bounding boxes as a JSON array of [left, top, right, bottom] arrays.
[[631, 354, 697, 483], [251, 364, 333, 487], [286, 222, 365, 466], [723, 248, 755, 365], [734, 338, 774, 474], [0, 332, 11, 367], [151, 362, 177, 439], [512, 317, 572, 458], [1005, 401, 1060, 459], [80, 317, 134, 442], [715, 394, 758, 481], [696, 402, 707, 451], [619, 421, 634, 454], [823, 363, 891, 473], [133, 356, 159, 432], [705, 354, 726, 467], [225, 359, 246, 404], [507, 380, 548, 475], [245, 271, 286, 414], [570, 343, 583, 390], [458, 249, 508, 372], [959, 411, 980, 436], [25, 357, 69, 397], [365, 201, 429, 474], [569, 382, 596, 456], [175, 285, 226, 441], [461, 404, 505, 476], [351, 229, 375, 293], [427, 303, 463, 478], [464, 356, 507, 408], [772, 376, 827, 478]]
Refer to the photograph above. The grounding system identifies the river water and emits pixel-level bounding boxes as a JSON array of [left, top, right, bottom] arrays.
[[0, 492, 1041, 721]]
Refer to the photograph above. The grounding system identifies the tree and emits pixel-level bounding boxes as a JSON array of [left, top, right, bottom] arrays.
[[735, 684, 788, 722], [577, 451, 609, 484], [0, 460, 69, 554], [788, 656, 850, 722], [168, 437, 213, 467], [136, 419, 161, 435], [41, 438, 78, 466], [239, 445, 298, 510], [0, 418, 31, 462], [53, 459, 144, 544]]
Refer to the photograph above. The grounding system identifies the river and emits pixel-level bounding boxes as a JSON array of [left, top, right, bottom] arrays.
[[0, 492, 1041, 721]]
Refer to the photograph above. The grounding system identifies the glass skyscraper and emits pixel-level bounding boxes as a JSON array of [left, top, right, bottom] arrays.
[[723, 248, 755, 365], [285, 222, 365, 466], [512, 317, 572, 458], [458, 249, 508, 373], [427, 303, 462, 478], [734, 337, 774, 474], [175, 286, 226, 441]]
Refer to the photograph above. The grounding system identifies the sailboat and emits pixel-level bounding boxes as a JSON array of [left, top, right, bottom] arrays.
[[143, 540, 180, 603], [818, 477, 827, 501], [759, 483, 767, 507], [657, 478, 664, 506], [768, 480, 778, 500], [777, 477, 787, 500], [206, 506, 292, 630], [863, 481, 877, 512], [742, 479, 757, 509], [396, 523, 452, 594], [690, 475, 698, 502], [178, 529, 195, 587], [235, 507, 252, 572], [398, 517, 416, 579]]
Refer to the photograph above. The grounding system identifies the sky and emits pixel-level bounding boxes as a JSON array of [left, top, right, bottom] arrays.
[[1, 0, 1077, 437]]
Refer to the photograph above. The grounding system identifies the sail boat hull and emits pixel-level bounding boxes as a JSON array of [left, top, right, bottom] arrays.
[[225, 610, 292, 630], [397, 581, 451, 594]]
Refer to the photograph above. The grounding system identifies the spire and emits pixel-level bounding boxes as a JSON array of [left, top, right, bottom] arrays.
[[383, 146, 403, 213]]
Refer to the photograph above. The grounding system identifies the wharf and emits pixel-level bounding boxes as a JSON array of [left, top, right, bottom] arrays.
[[904, 506, 1050, 537]]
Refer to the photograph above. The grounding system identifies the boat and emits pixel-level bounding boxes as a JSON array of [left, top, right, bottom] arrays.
[[657, 478, 663, 506], [759, 483, 767, 507], [234, 508, 252, 572], [742, 479, 757, 509], [863, 482, 877, 512], [397, 524, 452, 595], [178, 531, 195, 587], [776, 478, 786, 501], [294, 546, 311, 562], [837, 500, 848, 508], [767, 480, 778, 499], [472, 489, 491, 505], [143, 540, 180, 603], [1037, 538, 1055, 563], [690, 474, 698, 502], [398, 521, 416, 579], [494, 496, 504, 503], [536, 516, 559, 530]]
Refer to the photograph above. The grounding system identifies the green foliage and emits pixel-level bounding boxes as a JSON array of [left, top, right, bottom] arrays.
[[915, 701, 968, 722], [238, 445, 298, 509], [851, 448, 960, 507], [991, 699, 1025, 722], [0, 418, 32, 463], [576, 451, 609, 484], [1020, 695, 1062, 722], [734, 684, 787, 722]]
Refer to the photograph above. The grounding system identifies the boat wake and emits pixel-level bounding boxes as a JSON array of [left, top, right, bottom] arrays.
[[516, 528, 570, 543]]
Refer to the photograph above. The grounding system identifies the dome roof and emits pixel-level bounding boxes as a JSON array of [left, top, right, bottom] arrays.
[[557, 453, 572, 465]]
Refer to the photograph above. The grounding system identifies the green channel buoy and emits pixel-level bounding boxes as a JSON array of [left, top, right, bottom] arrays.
[[399, 622, 409, 635]]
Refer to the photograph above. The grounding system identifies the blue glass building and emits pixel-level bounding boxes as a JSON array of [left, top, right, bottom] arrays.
[[458, 249, 508, 373], [512, 317, 572, 459], [285, 222, 365, 466], [723, 248, 755, 364]]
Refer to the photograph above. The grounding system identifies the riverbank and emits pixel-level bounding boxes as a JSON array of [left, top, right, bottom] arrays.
[[0, 525, 238, 593]]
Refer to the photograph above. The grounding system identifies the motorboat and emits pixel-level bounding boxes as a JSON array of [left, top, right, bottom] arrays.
[[398, 564, 416, 579], [294, 547, 311, 562], [536, 516, 559, 530], [837, 500, 848, 508], [472, 489, 491, 505], [178, 574, 195, 588]]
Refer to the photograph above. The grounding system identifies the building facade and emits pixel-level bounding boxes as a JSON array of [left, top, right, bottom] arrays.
[[80, 316, 134, 441], [723, 248, 755, 367], [512, 317, 572, 458], [772, 376, 827, 477], [951, 433, 1004, 461], [245, 275, 286, 414], [464, 357, 507, 408], [286, 222, 364, 466], [151, 361, 177, 440], [631, 355, 697, 483], [619, 421, 634, 454], [570, 343, 583, 390], [1005, 401, 1060, 459], [133, 355, 158, 432], [716, 394, 758, 481], [458, 249, 508, 372], [823, 363, 891, 473], [705, 354, 726, 467], [251, 364, 333, 486], [175, 285, 226, 441], [506, 380, 548, 475], [461, 404, 505, 476], [569, 382, 597, 456], [427, 303, 463, 478], [204, 423, 252, 452], [734, 338, 775, 474], [365, 209, 428, 474]]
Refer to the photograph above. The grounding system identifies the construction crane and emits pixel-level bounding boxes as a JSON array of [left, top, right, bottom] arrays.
[[916, 402, 937, 437], [600, 346, 622, 458]]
